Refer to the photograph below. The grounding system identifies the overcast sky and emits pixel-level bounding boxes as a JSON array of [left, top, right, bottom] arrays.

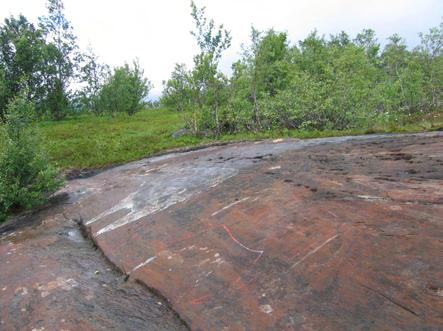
[[1, 0, 441, 99]]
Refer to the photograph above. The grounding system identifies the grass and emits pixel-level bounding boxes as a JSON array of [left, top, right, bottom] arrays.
[[38, 109, 199, 169], [34, 108, 443, 171]]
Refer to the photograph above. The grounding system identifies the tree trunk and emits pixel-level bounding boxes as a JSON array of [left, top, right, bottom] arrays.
[[252, 88, 261, 131]]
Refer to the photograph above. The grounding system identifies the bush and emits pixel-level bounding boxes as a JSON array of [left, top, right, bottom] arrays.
[[98, 61, 152, 116], [0, 96, 62, 222]]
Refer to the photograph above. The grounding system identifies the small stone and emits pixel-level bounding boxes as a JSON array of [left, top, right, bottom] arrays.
[[157, 301, 162, 305], [259, 304, 273, 314], [94, 270, 100, 275], [15, 287, 28, 296], [172, 128, 189, 138]]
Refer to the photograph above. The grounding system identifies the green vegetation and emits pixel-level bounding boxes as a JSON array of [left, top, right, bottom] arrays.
[[0, 96, 62, 222], [36, 108, 443, 170], [0, 0, 151, 121], [38, 109, 196, 169], [97, 61, 152, 117], [162, 2, 442, 135], [0, 0, 80, 120]]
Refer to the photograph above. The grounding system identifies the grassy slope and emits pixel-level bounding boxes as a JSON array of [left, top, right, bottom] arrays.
[[39, 108, 443, 170], [39, 109, 200, 169]]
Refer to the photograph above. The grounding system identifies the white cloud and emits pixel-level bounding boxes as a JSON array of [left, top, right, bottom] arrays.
[[1, 0, 441, 99]]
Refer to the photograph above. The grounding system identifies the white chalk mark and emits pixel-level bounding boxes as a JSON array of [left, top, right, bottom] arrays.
[[211, 197, 250, 217], [96, 189, 188, 236], [88, 166, 237, 236], [211, 257, 224, 265], [357, 195, 384, 201], [288, 234, 339, 271], [327, 211, 338, 219], [210, 177, 226, 188], [85, 192, 138, 225], [223, 225, 264, 263], [143, 163, 168, 174], [130, 256, 157, 274]]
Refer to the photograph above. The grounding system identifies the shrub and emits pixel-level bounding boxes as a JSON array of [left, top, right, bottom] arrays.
[[98, 61, 152, 116], [0, 96, 62, 222]]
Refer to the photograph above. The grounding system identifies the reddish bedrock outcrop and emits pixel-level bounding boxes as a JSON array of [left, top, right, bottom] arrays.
[[78, 133, 443, 330], [1, 132, 442, 330]]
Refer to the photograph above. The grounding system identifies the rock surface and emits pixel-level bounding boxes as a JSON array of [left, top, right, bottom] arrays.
[[1, 132, 442, 330], [0, 205, 189, 330]]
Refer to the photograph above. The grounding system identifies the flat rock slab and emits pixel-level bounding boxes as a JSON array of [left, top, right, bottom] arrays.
[[4, 133, 442, 330], [0, 202, 188, 330], [73, 132, 443, 330]]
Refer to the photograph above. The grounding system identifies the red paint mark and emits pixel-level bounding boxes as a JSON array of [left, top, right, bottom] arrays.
[[190, 294, 210, 305], [236, 282, 246, 290], [229, 276, 247, 293], [252, 253, 263, 264], [223, 225, 264, 261]]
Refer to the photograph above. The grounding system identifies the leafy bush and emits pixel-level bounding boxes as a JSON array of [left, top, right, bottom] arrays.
[[98, 61, 152, 116], [161, 5, 442, 135], [0, 96, 62, 222]]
